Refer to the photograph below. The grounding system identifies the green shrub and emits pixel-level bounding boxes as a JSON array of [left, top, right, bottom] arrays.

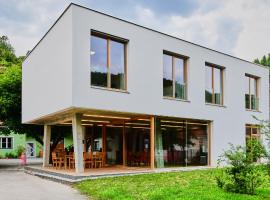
[[16, 145, 25, 157], [216, 139, 267, 195], [5, 152, 17, 158]]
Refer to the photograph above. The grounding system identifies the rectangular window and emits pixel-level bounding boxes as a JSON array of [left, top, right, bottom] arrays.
[[245, 75, 259, 110], [246, 124, 260, 142], [0, 137, 13, 149], [205, 63, 224, 105], [90, 31, 127, 90], [163, 51, 187, 100], [155, 118, 209, 168]]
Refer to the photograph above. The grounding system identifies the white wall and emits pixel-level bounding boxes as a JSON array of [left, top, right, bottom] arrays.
[[22, 4, 269, 165], [22, 8, 73, 123], [71, 5, 269, 165]]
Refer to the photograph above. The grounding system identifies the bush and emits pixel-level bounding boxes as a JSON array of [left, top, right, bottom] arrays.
[[16, 145, 25, 157], [5, 152, 17, 158], [216, 139, 267, 195]]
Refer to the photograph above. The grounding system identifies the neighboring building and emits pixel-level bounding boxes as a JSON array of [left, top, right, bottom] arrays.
[[22, 3, 269, 173], [0, 132, 42, 158]]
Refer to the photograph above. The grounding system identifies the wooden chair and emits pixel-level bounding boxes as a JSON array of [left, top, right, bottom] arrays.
[[52, 152, 64, 169], [69, 153, 75, 169], [84, 152, 93, 168], [94, 152, 103, 168]]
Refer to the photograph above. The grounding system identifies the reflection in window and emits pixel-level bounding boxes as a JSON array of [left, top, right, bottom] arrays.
[[91, 36, 108, 87], [155, 119, 208, 167], [163, 52, 187, 99], [163, 54, 173, 97], [110, 41, 125, 89], [90, 32, 127, 90], [245, 75, 259, 110], [205, 64, 223, 105], [246, 124, 261, 162], [205, 66, 213, 103]]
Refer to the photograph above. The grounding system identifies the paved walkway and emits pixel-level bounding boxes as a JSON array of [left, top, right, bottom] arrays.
[[0, 171, 87, 200], [0, 158, 42, 169]]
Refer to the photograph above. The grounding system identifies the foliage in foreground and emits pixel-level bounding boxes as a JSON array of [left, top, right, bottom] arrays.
[[216, 139, 267, 195], [75, 169, 270, 200]]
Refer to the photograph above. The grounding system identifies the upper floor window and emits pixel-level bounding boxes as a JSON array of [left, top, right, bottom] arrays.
[[0, 137, 13, 149], [205, 63, 224, 105], [163, 51, 187, 100], [90, 31, 127, 90], [245, 74, 259, 110]]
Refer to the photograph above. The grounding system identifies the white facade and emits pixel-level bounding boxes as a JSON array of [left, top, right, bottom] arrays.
[[22, 4, 269, 166]]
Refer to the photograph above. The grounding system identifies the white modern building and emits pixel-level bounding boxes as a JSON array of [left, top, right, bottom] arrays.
[[22, 3, 269, 173]]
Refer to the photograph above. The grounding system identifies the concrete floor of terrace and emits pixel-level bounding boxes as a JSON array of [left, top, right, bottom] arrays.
[[24, 165, 214, 184]]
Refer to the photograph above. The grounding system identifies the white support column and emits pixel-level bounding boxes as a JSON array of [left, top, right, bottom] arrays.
[[72, 113, 84, 173], [43, 125, 51, 167]]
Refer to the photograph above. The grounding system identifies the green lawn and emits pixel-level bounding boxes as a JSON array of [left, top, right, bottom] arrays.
[[75, 169, 270, 200]]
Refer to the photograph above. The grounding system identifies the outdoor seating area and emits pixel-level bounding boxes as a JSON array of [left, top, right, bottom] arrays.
[[51, 150, 105, 170], [127, 151, 150, 167]]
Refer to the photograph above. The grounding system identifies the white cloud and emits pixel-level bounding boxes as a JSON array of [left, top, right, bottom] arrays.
[[134, 0, 270, 61], [1, 0, 270, 61], [0, 0, 70, 56]]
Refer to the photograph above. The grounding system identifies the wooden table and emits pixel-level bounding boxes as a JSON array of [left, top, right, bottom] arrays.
[[64, 155, 74, 169]]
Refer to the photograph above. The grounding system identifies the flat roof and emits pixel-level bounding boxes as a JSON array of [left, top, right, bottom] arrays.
[[23, 3, 268, 69]]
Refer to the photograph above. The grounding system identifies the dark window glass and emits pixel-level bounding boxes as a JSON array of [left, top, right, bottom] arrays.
[[205, 64, 223, 105], [91, 34, 127, 90], [175, 58, 185, 99], [245, 76, 250, 109], [245, 75, 259, 110], [214, 68, 222, 104], [205, 66, 213, 103], [91, 36, 108, 87], [1, 138, 6, 148], [155, 119, 208, 168], [106, 127, 123, 165], [163, 124, 186, 167], [187, 123, 208, 166], [126, 127, 150, 167], [110, 40, 125, 90], [163, 53, 187, 99], [0, 137, 12, 149], [163, 54, 173, 97], [7, 138, 12, 149]]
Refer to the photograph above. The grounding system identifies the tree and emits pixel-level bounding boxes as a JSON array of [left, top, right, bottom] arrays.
[[254, 54, 270, 68], [0, 36, 18, 68], [0, 36, 44, 143]]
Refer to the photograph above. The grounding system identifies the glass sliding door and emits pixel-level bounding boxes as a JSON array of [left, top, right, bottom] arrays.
[[155, 118, 209, 168], [125, 127, 150, 167], [160, 119, 186, 167], [186, 122, 208, 166], [106, 127, 123, 165]]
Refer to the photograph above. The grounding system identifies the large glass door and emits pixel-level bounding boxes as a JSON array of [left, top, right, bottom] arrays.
[[106, 127, 123, 165], [156, 118, 209, 168], [125, 127, 150, 167]]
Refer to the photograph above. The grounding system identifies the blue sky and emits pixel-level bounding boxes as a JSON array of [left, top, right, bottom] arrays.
[[0, 0, 270, 61]]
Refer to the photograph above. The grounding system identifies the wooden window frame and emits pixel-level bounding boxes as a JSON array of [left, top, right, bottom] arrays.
[[246, 124, 261, 141], [163, 50, 188, 100], [91, 30, 128, 91], [245, 74, 259, 111], [205, 62, 224, 105]]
